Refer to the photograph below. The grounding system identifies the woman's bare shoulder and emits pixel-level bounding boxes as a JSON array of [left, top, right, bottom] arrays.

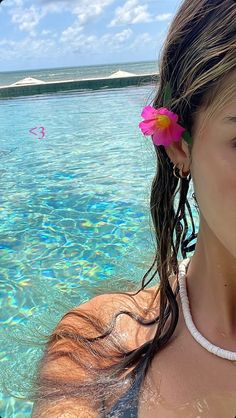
[[53, 274, 177, 350], [58, 285, 156, 325], [61, 285, 159, 325]]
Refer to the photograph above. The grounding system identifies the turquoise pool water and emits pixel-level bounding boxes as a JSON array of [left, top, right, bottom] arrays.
[[0, 85, 198, 417]]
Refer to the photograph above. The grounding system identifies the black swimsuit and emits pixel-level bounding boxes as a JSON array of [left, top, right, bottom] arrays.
[[103, 359, 145, 417]]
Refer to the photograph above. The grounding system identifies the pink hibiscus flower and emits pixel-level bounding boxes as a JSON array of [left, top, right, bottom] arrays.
[[139, 106, 186, 147]]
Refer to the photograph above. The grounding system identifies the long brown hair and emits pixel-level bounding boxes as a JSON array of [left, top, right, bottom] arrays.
[[10, 0, 236, 415]]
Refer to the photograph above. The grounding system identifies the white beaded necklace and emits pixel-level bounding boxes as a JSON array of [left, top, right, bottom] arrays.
[[178, 257, 236, 361]]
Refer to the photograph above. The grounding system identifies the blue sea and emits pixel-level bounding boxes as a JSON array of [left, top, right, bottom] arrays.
[[0, 61, 197, 417], [0, 60, 159, 87]]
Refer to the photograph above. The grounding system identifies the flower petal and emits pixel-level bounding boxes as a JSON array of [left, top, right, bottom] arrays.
[[141, 105, 158, 120], [157, 108, 178, 123], [139, 120, 157, 135], [169, 123, 185, 140], [152, 128, 174, 146]]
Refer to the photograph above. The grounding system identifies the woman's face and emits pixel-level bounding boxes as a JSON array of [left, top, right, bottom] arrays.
[[190, 98, 236, 258]]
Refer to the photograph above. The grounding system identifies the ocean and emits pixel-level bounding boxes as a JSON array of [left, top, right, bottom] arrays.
[[0, 60, 159, 87]]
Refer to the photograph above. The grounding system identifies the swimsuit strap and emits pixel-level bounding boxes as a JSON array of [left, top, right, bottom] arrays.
[[103, 357, 147, 417]]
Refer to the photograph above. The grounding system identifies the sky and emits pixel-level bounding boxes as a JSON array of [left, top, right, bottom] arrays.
[[0, 0, 181, 72]]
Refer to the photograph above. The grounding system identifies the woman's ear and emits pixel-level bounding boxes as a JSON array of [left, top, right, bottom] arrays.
[[165, 138, 191, 171]]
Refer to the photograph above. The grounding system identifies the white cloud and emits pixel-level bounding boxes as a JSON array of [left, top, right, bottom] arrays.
[[61, 26, 97, 52], [127, 32, 152, 50], [4, 0, 24, 7], [73, 0, 115, 24], [41, 29, 58, 38], [114, 28, 133, 42], [0, 37, 56, 62], [6, 0, 115, 34], [40, 0, 115, 25], [41, 29, 53, 36], [0, 39, 16, 47], [60, 26, 133, 54], [108, 0, 152, 27], [155, 13, 173, 21], [100, 28, 133, 51], [6, 1, 47, 34], [11, 6, 42, 31], [1, 6, 136, 61]]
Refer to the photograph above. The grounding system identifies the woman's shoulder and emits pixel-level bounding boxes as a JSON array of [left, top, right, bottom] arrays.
[[62, 284, 159, 330], [58, 274, 177, 350], [33, 276, 178, 416]]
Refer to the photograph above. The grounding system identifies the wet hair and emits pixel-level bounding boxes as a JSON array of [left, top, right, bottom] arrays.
[[7, 0, 236, 415]]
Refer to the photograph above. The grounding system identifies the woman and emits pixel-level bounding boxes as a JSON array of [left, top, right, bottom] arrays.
[[31, 0, 236, 416]]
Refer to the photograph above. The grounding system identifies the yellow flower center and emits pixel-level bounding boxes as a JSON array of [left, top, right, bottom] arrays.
[[155, 115, 171, 129]]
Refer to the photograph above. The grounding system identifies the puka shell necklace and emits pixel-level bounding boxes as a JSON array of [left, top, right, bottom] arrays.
[[178, 257, 236, 361]]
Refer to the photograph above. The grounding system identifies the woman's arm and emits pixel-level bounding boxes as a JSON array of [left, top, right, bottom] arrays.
[[31, 294, 107, 418]]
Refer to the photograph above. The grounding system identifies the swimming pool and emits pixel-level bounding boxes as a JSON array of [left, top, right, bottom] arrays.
[[0, 85, 198, 417]]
